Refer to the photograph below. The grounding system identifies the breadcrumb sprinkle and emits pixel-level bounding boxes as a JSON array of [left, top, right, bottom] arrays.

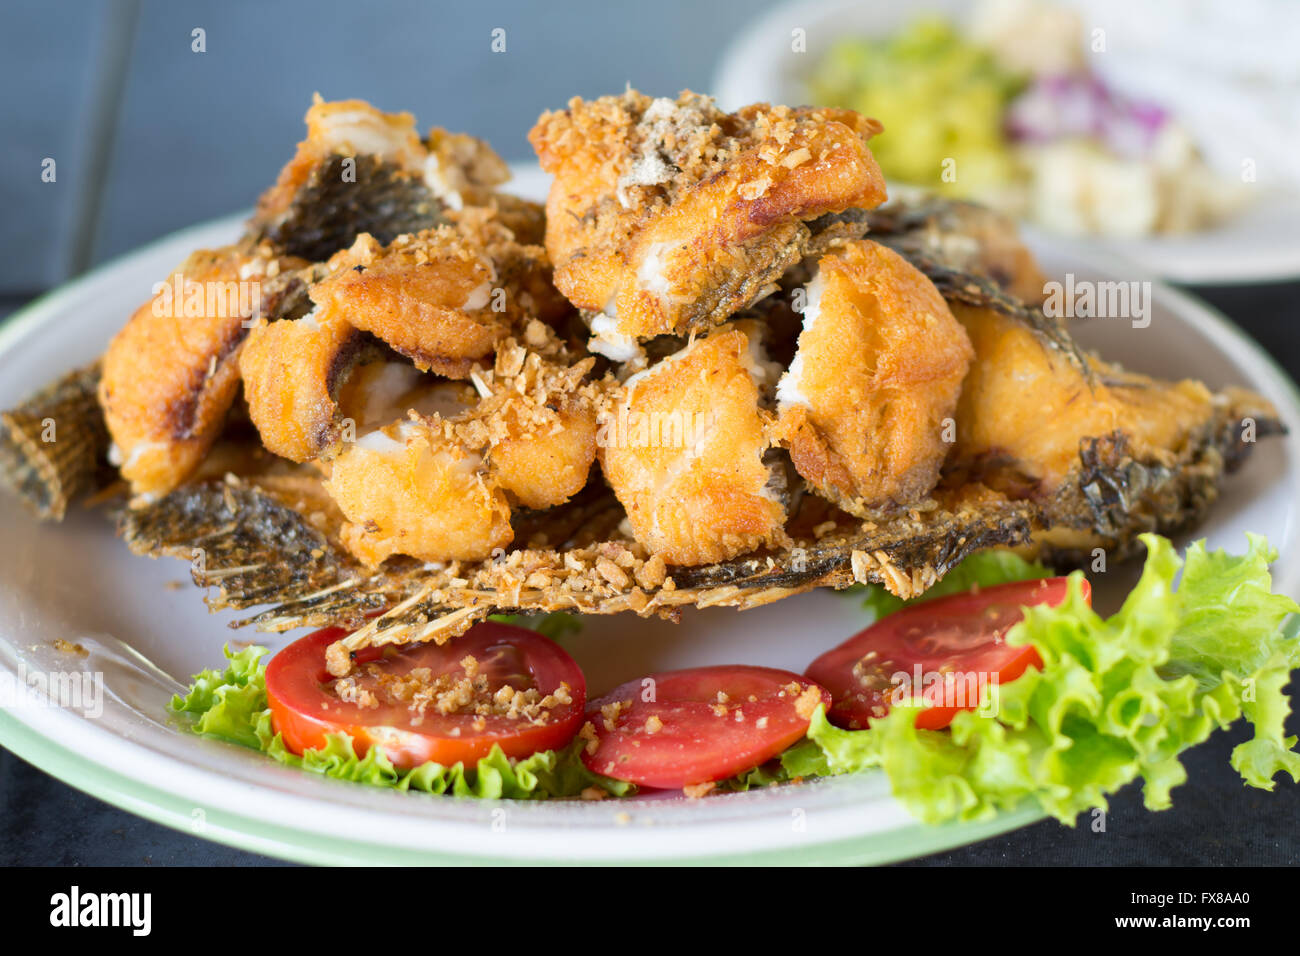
[[331, 653, 573, 726]]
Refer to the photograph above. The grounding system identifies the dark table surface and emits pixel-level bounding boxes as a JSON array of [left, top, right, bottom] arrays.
[[1, 281, 1297, 866]]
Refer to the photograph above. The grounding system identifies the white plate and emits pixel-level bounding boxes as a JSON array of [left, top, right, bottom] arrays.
[[1, 168, 1297, 865], [711, 0, 1300, 284]]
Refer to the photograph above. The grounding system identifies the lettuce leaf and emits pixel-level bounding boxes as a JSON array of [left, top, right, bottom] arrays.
[[169, 644, 268, 749], [173, 536, 1300, 824], [169, 642, 630, 800], [851, 548, 1050, 623], [792, 534, 1300, 824]]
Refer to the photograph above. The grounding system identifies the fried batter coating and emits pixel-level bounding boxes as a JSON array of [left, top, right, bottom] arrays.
[[472, 344, 601, 510], [99, 244, 299, 498], [238, 309, 368, 463], [326, 420, 513, 566], [948, 303, 1214, 493], [324, 343, 600, 566], [307, 220, 569, 379], [598, 327, 788, 566], [529, 90, 888, 351], [774, 240, 973, 515]]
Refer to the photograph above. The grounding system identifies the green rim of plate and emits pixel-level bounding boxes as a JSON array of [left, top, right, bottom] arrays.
[[0, 707, 1047, 865]]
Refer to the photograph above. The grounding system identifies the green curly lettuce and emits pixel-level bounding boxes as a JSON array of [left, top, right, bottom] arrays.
[[173, 535, 1299, 822], [169, 642, 629, 801], [787, 534, 1300, 823]]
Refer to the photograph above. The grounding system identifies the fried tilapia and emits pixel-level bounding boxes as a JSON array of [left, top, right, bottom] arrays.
[[530, 90, 888, 356], [1, 92, 1283, 666]]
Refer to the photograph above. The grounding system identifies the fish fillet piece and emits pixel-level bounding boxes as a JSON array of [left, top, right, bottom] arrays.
[[599, 326, 788, 566], [323, 343, 600, 566], [307, 220, 568, 379], [951, 303, 1214, 492], [98, 244, 302, 498], [326, 419, 513, 566], [529, 90, 888, 348], [250, 96, 512, 261], [471, 343, 602, 510], [238, 308, 370, 463], [947, 302, 1282, 559], [774, 239, 973, 516]]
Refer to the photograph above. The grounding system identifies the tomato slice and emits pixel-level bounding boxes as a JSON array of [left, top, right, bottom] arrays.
[[581, 666, 830, 789], [806, 576, 1088, 731], [266, 621, 587, 768]]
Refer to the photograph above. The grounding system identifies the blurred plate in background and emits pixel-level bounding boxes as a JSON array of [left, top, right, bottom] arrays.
[[712, 0, 1300, 284]]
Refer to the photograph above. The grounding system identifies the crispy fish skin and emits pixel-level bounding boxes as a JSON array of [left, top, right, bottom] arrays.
[[598, 326, 788, 566], [865, 197, 1050, 305], [98, 245, 299, 498], [774, 239, 973, 516], [249, 98, 516, 262], [1030, 386, 1283, 565], [529, 90, 888, 344], [254, 98, 427, 226]]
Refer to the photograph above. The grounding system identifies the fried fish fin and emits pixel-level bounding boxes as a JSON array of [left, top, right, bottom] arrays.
[[118, 476, 367, 614], [0, 364, 112, 520], [324, 483, 1036, 656]]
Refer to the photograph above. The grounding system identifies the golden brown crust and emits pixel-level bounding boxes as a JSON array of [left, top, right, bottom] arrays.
[[949, 303, 1215, 494], [529, 90, 888, 341], [238, 310, 368, 463], [326, 421, 514, 566], [99, 245, 297, 497], [308, 221, 569, 379], [323, 343, 601, 567], [774, 240, 973, 515], [598, 326, 788, 565]]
